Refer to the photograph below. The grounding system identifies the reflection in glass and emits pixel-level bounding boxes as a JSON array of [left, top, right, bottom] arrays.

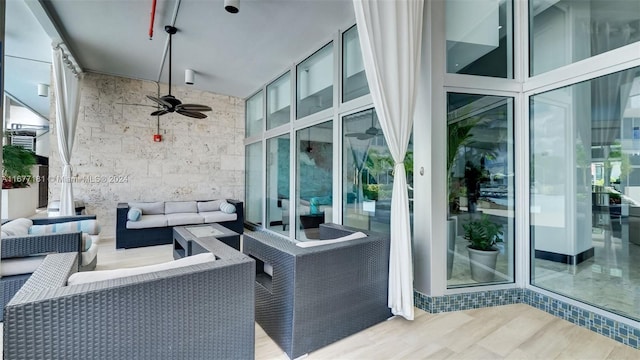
[[447, 93, 515, 287], [246, 91, 263, 137], [245, 142, 263, 225], [530, 0, 640, 76], [267, 72, 291, 130], [266, 134, 290, 235], [296, 121, 333, 240], [342, 109, 413, 234], [342, 26, 370, 102], [446, 0, 513, 78], [531, 66, 640, 321], [297, 43, 334, 119]]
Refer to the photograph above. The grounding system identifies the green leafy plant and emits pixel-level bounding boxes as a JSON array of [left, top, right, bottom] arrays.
[[2, 145, 37, 189], [462, 214, 503, 251]]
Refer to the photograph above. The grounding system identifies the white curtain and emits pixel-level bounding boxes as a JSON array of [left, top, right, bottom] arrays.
[[353, 0, 424, 320], [52, 46, 82, 216]]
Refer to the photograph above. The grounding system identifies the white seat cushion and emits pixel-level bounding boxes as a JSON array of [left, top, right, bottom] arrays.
[[200, 211, 237, 223], [0, 255, 46, 277], [67, 253, 215, 286], [126, 214, 168, 229], [296, 231, 367, 248], [166, 213, 205, 226]]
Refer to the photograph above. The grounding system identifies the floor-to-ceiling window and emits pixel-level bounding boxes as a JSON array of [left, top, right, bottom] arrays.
[[528, 0, 640, 323], [531, 66, 640, 321], [444, 0, 516, 289], [342, 108, 413, 234], [296, 121, 333, 240], [245, 142, 263, 226], [447, 93, 515, 287], [266, 134, 290, 235]]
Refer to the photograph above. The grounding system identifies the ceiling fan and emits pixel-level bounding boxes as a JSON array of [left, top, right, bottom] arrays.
[[146, 25, 212, 119], [345, 111, 382, 140]]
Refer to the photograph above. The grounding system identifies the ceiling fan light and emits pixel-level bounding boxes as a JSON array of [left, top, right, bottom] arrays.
[[185, 69, 194, 85], [224, 0, 239, 14]]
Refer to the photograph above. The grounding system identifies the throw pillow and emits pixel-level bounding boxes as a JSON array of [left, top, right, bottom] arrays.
[[197, 200, 224, 212], [128, 207, 142, 221], [2, 218, 34, 237], [28, 220, 101, 236], [220, 201, 236, 214]]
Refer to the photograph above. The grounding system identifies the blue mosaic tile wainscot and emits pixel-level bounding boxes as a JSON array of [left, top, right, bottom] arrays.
[[413, 288, 640, 350]]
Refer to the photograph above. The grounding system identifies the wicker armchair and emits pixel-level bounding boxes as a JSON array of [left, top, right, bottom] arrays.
[[243, 223, 391, 359], [1, 215, 96, 322], [3, 238, 255, 360]]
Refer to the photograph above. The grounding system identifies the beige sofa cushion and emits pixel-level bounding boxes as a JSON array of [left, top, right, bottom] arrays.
[[126, 214, 168, 229], [67, 253, 215, 286], [128, 201, 165, 215]]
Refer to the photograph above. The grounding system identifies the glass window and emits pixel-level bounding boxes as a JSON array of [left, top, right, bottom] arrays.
[[342, 109, 413, 234], [446, 0, 513, 78], [245, 91, 263, 137], [530, 66, 640, 321], [296, 121, 333, 240], [267, 72, 291, 130], [530, 0, 640, 76], [342, 26, 370, 102], [447, 93, 515, 287], [245, 142, 263, 225], [296, 43, 334, 119], [266, 134, 290, 235]]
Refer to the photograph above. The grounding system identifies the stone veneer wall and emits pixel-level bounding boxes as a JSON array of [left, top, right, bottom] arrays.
[[48, 73, 245, 238]]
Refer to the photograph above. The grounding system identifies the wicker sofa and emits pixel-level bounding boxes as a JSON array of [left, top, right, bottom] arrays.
[[3, 237, 255, 360], [1, 215, 98, 322], [243, 223, 391, 359], [116, 199, 243, 249]]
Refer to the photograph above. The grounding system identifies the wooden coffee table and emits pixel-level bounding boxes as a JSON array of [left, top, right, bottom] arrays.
[[172, 223, 240, 259]]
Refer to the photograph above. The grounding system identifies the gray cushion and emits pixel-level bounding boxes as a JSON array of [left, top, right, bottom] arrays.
[[166, 213, 205, 226], [200, 211, 237, 223], [128, 201, 165, 215], [197, 200, 224, 212], [1, 218, 34, 237], [165, 201, 198, 214], [126, 214, 168, 229]]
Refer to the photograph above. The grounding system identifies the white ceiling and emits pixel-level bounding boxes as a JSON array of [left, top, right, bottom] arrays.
[[4, 0, 355, 121]]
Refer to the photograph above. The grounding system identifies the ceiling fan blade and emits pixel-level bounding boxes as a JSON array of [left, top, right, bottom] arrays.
[[177, 109, 208, 119], [117, 102, 158, 108], [357, 134, 374, 140], [345, 133, 362, 137], [151, 109, 169, 116], [147, 95, 172, 108], [177, 104, 212, 112]]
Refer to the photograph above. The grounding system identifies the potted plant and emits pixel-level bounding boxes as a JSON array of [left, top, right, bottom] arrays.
[[446, 119, 476, 279], [462, 214, 503, 282], [2, 144, 37, 189]]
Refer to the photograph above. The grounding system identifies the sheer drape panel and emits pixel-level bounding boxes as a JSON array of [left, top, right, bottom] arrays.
[[353, 0, 424, 320], [52, 46, 82, 216]]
